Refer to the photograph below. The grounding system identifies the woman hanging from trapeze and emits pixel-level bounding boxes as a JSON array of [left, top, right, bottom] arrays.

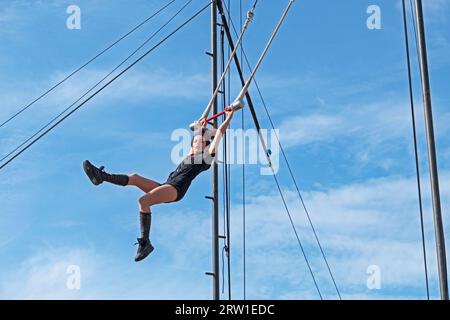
[[81, 0, 293, 263], [82, 110, 234, 262]]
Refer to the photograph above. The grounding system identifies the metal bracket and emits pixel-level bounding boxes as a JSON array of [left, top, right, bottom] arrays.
[[230, 99, 245, 111]]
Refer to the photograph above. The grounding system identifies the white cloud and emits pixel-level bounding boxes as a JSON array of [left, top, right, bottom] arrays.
[[422, 0, 450, 16], [1, 169, 449, 299], [0, 246, 100, 299], [428, 35, 450, 66], [225, 171, 450, 299], [0, 67, 209, 121], [0, 69, 209, 134], [279, 114, 344, 146], [0, 67, 209, 159], [400, 0, 450, 67], [278, 100, 419, 148], [0, 243, 211, 300], [396, 0, 450, 22], [0, 7, 15, 23], [44, 68, 210, 107]]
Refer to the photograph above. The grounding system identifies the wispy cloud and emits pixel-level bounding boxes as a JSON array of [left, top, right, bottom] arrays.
[[44, 68, 211, 106], [1, 0, 449, 301], [0, 67, 209, 158], [0, 6, 16, 23], [398, 0, 450, 67], [278, 99, 419, 148], [422, 0, 450, 18], [226, 171, 450, 299], [396, 0, 450, 22], [1, 169, 448, 299], [0, 243, 212, 299], [0, 67, 210, 120], [0, 246, 101, 299]]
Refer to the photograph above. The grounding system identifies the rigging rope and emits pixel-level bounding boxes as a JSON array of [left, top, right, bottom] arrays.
[[0, 0, 195, 166], [0, 1, 211, 171], [267, 158, 323, 299], [222, 0, 329, 299], [0, 0, 176, 129], [255, 71, 341, 300], [215, 0, 301, 298], [212, 1, 273, 175], [200, 0, 259, 120], [204, 0, 296, 175], [202, 0, 295, 129], [402, 0, 430, 299], [234, 0, 294, 102]]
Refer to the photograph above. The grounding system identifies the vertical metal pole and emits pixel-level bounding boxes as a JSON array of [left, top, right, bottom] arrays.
[[414, 0, 448, 300], [211, 0, 220, 301]]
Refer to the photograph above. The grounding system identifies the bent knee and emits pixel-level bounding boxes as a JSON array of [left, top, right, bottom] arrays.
[[139, 194, 153, 206], [129, 173, 141, 180], [129, 173, 141, 185]]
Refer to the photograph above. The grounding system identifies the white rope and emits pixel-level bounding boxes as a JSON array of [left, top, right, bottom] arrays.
[[235, 0, 295, 102], [200, 8, 256, 120], [194, 0, 295, 131]]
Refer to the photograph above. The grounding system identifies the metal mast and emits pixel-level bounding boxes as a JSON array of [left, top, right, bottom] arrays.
[[414, 0, 448, 300], [210, 0, 220, 301]]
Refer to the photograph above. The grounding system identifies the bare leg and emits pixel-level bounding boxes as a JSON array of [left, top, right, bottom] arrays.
[[138, 184, 178, 213], [128, 174, 161, 193], [134, 184, 178, 262]]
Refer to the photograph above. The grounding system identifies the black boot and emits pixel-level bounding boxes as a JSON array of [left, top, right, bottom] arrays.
[[135, 212, 154, 262], [83, 160, 129, 186]]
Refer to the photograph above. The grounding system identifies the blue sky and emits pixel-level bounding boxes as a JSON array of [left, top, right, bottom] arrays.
[[0, 0, 450, 300]]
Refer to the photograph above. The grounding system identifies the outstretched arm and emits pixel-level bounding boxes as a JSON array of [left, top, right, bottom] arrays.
[[206, 110, 234, 155]]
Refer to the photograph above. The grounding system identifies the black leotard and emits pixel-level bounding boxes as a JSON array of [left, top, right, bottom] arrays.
[[164, 150, 215, 201]]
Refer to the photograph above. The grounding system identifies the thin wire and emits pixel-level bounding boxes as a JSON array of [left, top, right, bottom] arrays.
[[0, 0, 195, 165], [0, 1, 211, 171], [220, 23, 231, 298], [239, 0, 247, 301], [226, 0, 233, 300], [225, 150, 232, 300], [228, 0, 232, 108], [250, 0, 259, 12], [222, 0, 325, 299], [224, 36, 233, 304], [221, 246, 226, 294], [256, 73, 340, 300], [270, 164, 323, 299], [402, 0, 430, 300], [221, 25, 227, 296], [409, 0, 425, 85], [221, 131, 227, 295], [0, 0, 176, 129]]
